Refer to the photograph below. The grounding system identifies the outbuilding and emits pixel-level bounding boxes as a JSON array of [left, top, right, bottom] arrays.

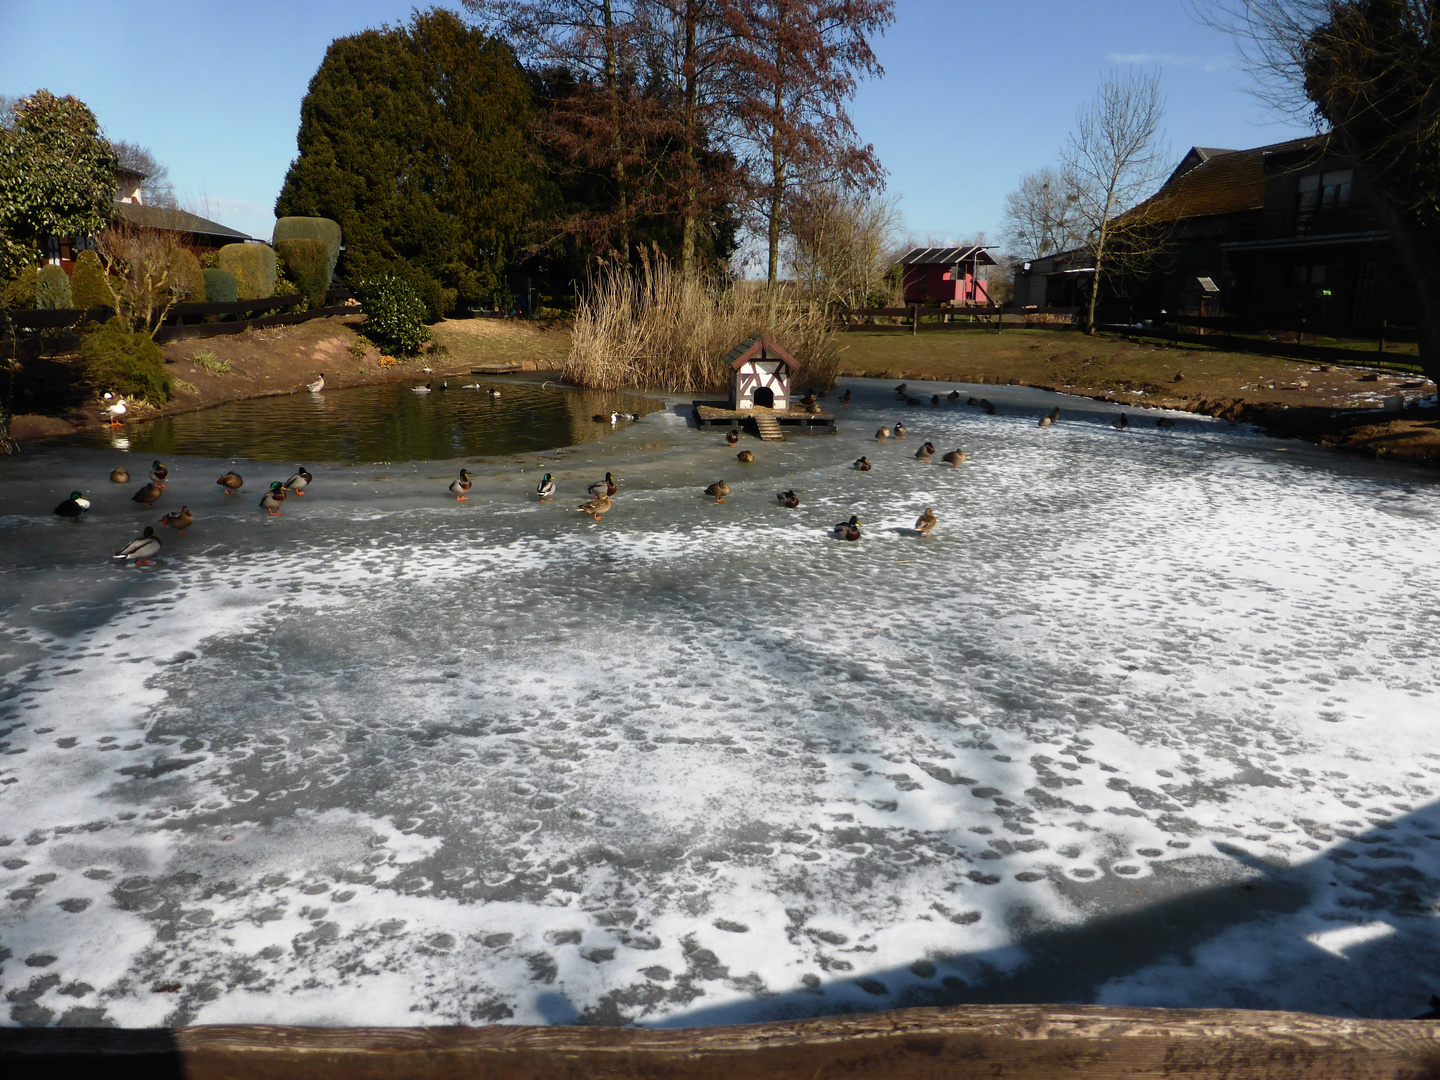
[[724, 333, 799, 411], [897, 245, 996, 306]]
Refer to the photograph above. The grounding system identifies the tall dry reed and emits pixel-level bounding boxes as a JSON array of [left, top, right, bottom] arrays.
[[565, 252, 840, 393]]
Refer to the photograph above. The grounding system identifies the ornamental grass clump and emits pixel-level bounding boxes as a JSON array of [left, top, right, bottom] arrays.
[[356, 273, 430, 355], [565, 252, 839, 393], [81, 317, 171, 403]]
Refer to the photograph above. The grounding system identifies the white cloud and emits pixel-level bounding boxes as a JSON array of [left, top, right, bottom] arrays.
[[1108, 52, 1231, 74]]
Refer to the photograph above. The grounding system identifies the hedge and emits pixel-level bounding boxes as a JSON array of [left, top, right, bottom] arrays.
[[274, 217, 340, 286], [356, 273, 430, 354], [1, 266, 38, 309], [81, 317, 172, 402], [173, 248, 205, 303], [218, 243, 277, 300], [37, 265, 72, 309], [70, 250, 113, 311], [276, 238, 329, 309], [203, 268, 239, 304]]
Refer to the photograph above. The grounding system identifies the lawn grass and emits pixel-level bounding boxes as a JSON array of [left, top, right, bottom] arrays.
[[429, 317, 571, 371]]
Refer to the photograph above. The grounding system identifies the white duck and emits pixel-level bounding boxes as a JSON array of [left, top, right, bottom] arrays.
[[307, 373, 325, 393], [101, 393, 127, 427]]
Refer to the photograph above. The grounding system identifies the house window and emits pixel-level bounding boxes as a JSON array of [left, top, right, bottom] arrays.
[[1298, 169, 1353, 215], [1289, 263, 1327, 287]]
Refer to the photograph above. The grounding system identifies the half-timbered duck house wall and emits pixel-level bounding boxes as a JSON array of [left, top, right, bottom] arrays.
[[725, 333, 799, 410]]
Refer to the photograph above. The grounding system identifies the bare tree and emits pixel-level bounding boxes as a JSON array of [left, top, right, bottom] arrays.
[[1194, 0, 1440, 383], [110, 141, 174, 205], [1062, 70, 1169, 333], [785, 182, 899, 308], [92, 218, 197, 335], [1000, 166, 1086, 260]]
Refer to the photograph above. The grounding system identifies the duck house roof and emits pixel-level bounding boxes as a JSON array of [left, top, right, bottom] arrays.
[[723, 334, 800, 371]]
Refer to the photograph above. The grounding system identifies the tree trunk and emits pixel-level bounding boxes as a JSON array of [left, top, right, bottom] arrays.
[[602, 0, 629, 263], [679, 0, 699, 276], [766, 48, 786, 293], [1084, 243, 1103, 335]]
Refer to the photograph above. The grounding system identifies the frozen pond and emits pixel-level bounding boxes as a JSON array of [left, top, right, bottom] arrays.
[[1, 378, 1438, 1028]]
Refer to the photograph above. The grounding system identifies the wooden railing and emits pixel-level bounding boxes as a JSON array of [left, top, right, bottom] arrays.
[[2, 1006, 1437, 1078], [838, 305, 1081, 332]]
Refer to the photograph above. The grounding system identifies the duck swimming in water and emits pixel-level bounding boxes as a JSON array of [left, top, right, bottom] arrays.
[[412, 382, 432, 394]]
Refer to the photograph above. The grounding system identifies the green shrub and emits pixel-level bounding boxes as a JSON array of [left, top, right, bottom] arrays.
[[356, 273, 430, 354], [172, 248, 205, 304], [217, 243, 277, 300], [37, 265, 73, 309], [2, 266, 38, 308], [81, 317, 172, 402], [203, 268, 239, 303], [275, 238, 329, 308], [70, 250, 113, 312], [273, 217, 341, 289]]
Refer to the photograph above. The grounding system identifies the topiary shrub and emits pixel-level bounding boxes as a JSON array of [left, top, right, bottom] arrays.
[[81, 317, 172, 403], [356, 273, 431, 354], [172, 248, 206, 304], [217, 243, 277, 300], [275, 238, 329, 309], [273, 217, 341, 290], [2, 266, 38, 309], [70, 250, 114, 312], [37, 265, 73, 309], [203, 268, 239, 303]]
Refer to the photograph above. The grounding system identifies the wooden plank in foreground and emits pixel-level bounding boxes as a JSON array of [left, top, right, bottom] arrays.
[[3, 1006, 1440, 1079]]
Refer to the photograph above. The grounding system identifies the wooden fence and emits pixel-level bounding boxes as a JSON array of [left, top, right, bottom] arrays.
[[2, 1006, 1438, 1079], [838, 305, 1080, 333]]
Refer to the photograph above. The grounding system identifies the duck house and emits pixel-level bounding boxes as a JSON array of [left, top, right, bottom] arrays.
[[692, 334, 835, 440], [726, 333, 797, 410]]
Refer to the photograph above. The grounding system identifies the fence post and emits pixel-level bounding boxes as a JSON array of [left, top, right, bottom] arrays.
[[911, 304, 918, 336], [1379, 318, 1386, 354]]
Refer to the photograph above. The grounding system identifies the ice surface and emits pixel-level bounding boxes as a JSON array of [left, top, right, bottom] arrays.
[[2, 378, 1439, 1027]]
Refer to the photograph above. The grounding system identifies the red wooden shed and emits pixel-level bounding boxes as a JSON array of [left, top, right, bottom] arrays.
[[897, 245, 996, 306]]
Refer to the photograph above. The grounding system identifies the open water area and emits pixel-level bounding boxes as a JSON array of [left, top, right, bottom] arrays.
[[1, 377, 1438, 1027]]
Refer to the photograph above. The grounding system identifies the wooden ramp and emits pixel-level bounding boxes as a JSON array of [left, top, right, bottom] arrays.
[[753, 410, 785, 441], [692, 402, 836, 438]]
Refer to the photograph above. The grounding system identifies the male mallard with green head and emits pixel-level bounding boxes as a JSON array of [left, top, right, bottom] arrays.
[[449, 469, 472, 501], [854, 456, 871, 471], [725, 428, 739, 446], [914, 508, 937, 538], [260, 482, 287, 516], [536, 473, 556, 500], [893, 422, 906, 439], [132, 482, 162, 507], [833, 515, 861, 541], [217, 471, 244, 494], [704, 480, 730, 503], [777, 489, 800, 508], [161, 506, 194, 535], [915, 441, 935, 460], [284, 465, 313, 495], [54, 491, 90, 522], [149, 461, 168, 487], [587, 472, 617, 498], [114, 526, 160, 565]]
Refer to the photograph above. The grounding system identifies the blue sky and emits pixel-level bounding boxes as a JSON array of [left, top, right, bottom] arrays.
[[0, 0, 1317, 252]]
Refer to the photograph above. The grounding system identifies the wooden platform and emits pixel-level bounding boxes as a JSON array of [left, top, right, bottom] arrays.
[[693, 402, 837, 440], [3, 1007, 1439, 1078]]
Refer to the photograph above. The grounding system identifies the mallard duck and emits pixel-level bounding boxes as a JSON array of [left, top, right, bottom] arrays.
[[132, 482, 162, 507], [915, 507, 937, 538], [981, 399, 996, 415], [161, 506, 194, 535], [894, 383, 908, 396], [966, 396, 979, 406], [931, 395, 940, 405], [101, 393, 127, 427], [114, 526, 160, 565], [149, 460, 168, 487], [1156, 417, 1176, 428], [704, 480, 731, 503], [853, 456, 871, 471], [260, 482, 287, 515], [806, 401, 822, 414], [840, 388, 852, 405], [217, 471, 244, 494], [833, 515, 861, 541], [915, 441, 935, 460], [110, 467, 129, 484], [578, 493, 612, 520], [941, 449, 967, 468], [284, 466, 313, 495], [1039, 414, 1054, 428], [587, 472, 617, 498], [1048, 406, 1061, 423], [307, 373, 325, 393], [449, 469, 472, 501], [801, 393, 817, 407], [893, 422, 906, 439], [725, 428, 740, 446], [436, 379, 449, 391], [486, 387, 501, 399], [412, 382, 432, 393], [737, 450, 754, 463], [947, 390, 960, 402], [536, 473, 556, 500], [1113, 413, 1129, 429], [54, 491, 89, 521], [875, 427, 890, 442], [777, 489, 800, 508]]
